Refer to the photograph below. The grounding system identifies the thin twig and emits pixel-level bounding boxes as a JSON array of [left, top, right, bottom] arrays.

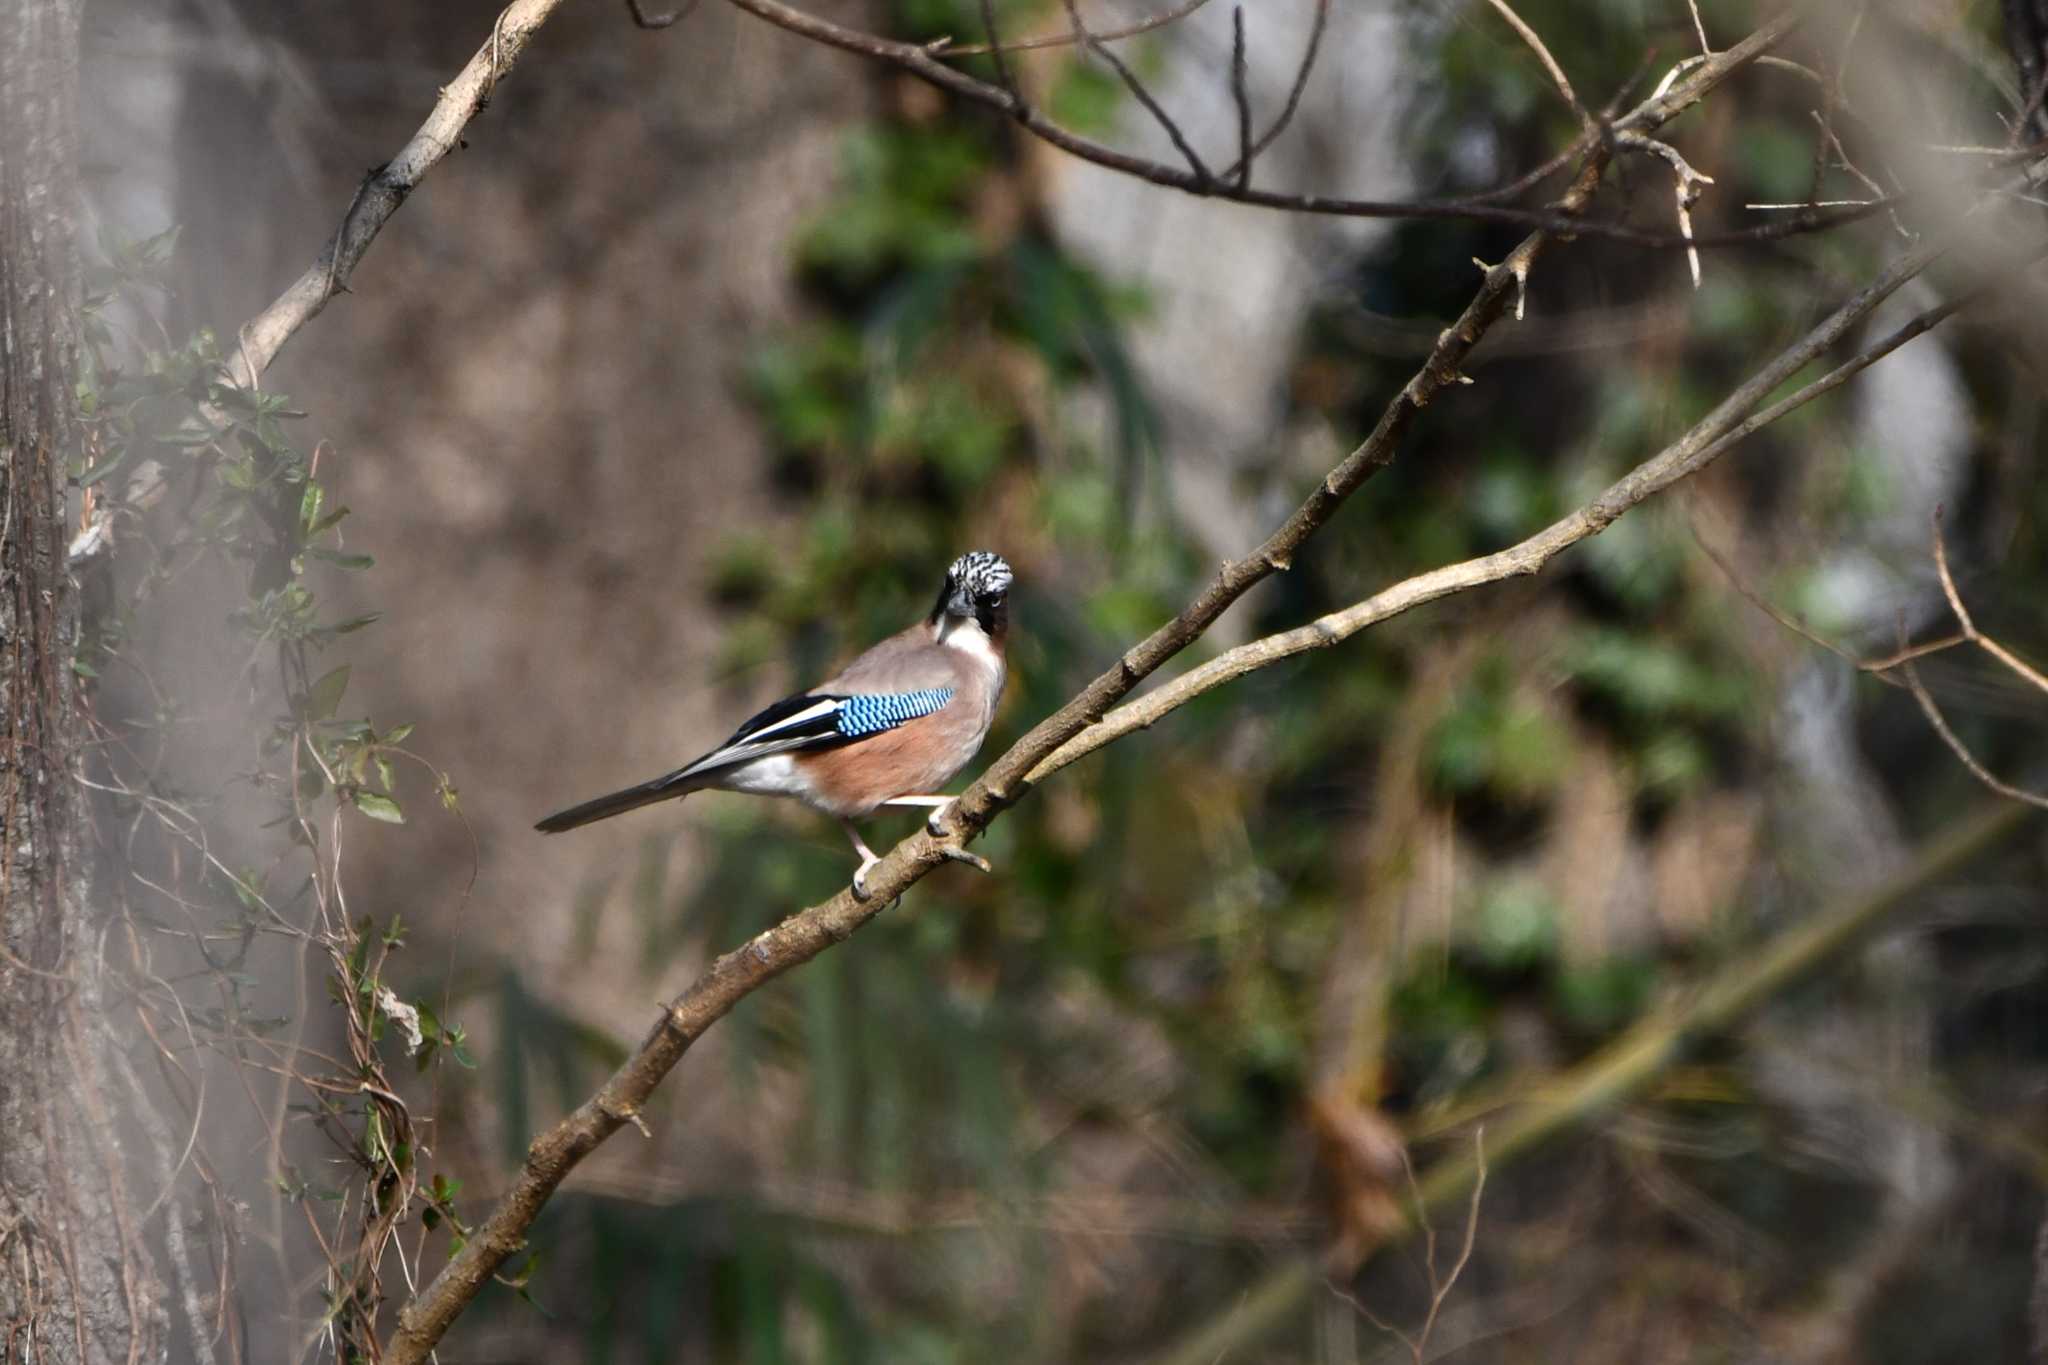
[[1687, 0, 1712, 55], [1230, 7, 1252, 190], [1220, 0, 1329, 181], [1901, 663, 2048, 809], [1812, 112, 1913, 239], [1804, 4, 1864, 207], [1932, 509, 2048, 693], [721, 0, 1830, 249], [1883, 511, 2048, 807], [1689, 508, 1863, 667], [1060, 0, 1211, 184], [979, 0, 1020, 107], [1861, 633, 1970, 673], [1413, 1129, 1487, 1363], [1618, 130, 1715, 287], [232, 0, 575, 385], [1483, 0, 1590, 127]]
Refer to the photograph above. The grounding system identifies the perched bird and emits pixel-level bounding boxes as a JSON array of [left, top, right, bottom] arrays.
[[536, 551, 1012, 897]]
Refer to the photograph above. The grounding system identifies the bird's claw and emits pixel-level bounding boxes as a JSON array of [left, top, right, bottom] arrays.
[[925, 801, 957, 838], [937, 844, 992, 875], [851, 862, 875, 901]]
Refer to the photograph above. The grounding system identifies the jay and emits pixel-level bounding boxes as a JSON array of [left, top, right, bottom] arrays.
[[537, 551, 1010, 897]]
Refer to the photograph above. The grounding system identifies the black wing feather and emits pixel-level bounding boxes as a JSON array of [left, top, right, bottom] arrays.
[[720, 692, 854, 749]]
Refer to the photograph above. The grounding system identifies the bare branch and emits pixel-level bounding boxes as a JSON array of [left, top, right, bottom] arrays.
[[1860, 632, 1970, 673], [978, 0, 1021, 108], [1697, 471, 2048, 815], [1219, 0, 1330, 182], [1932, 509, 2048, 694], [1619, 130, 1716, 287], [1804, 4, 1865, 206], [1413, 1129, 1487, 1362], [723, 0, 1828, 248], [1023, 236, 1950, 787], [1483, 0, 1589, 127], [1229, 7, 1252, 190], [1060, 0, 1212, 184], [1901, 663, 2048, 809], [232, 0, 574, 386], [1885, 511, 2048, 807], [1689, 507, 1865, 667]]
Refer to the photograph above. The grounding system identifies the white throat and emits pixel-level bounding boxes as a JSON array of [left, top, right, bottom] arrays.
[[934, 614, 1002, 678]]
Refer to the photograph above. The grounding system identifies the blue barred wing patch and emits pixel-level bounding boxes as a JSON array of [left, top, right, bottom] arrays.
[[835, 688, 955, 739]]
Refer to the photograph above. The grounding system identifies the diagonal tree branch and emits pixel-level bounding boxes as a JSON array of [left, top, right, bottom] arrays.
[[231, 0, 575, 387], [1024, 236, 1962, 785], [381, 21, 1802, 1362]]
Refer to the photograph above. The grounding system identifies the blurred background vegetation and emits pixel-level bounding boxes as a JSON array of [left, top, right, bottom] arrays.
[[76, 0, 2048, 1359]]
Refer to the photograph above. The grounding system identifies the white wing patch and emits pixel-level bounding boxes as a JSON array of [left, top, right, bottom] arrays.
[[673, 699, 846, 781], [738, 698, 842, 741]]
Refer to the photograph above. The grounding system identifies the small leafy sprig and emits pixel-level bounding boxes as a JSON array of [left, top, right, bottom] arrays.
[[76, 231, 477, 1359]]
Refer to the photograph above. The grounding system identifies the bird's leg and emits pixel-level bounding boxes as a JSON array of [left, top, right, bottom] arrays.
[[839, 818, 883, 900], [936, 844, 992, 875], [881, 793, 957, 837], [882, 795, 992, 875]]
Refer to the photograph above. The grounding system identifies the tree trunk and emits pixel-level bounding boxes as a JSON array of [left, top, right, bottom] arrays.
[[1, 2, 167, 1360]]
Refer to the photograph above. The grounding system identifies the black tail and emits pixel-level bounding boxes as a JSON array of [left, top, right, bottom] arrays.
[[535, 773, 695, 833]]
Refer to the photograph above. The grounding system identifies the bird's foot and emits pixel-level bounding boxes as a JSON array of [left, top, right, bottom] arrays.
[[925, 799, 959, 838], [851, 856, 879, 901], [937, 844, 992, 875]]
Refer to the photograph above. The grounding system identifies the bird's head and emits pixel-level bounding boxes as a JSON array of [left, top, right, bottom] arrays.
[[932, 550, 1012, 636]]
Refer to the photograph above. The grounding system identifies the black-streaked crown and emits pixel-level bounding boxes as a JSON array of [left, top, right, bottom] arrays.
[[933, 550, 1013, 628], [947, 550, 1011, 603]]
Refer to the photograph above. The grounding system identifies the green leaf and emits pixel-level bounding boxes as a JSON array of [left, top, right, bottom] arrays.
[[306, 665, 350, 721], [352, 791, 405, 824]]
